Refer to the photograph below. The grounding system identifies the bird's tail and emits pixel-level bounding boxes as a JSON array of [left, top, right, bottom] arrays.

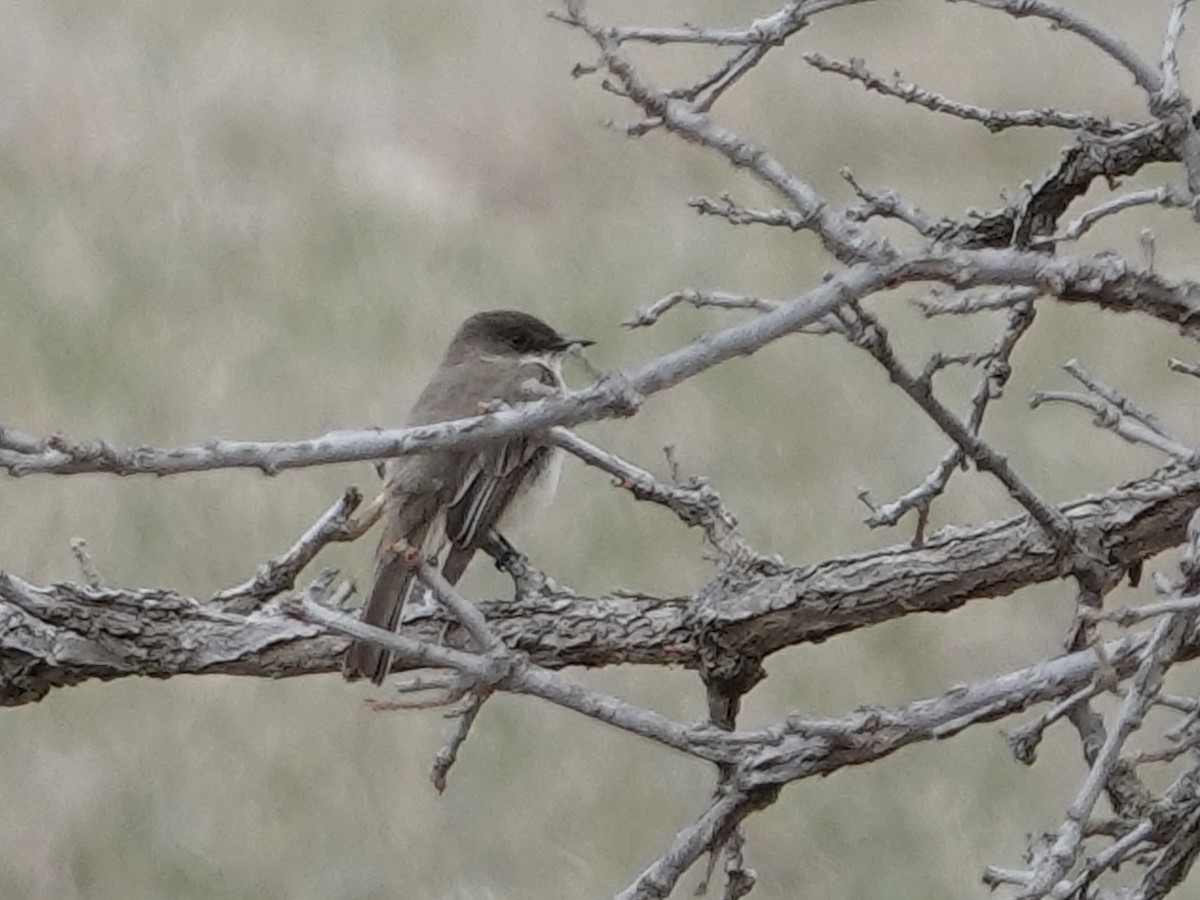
[[343, 545, 418, 685], [440, 545, 476, 586]]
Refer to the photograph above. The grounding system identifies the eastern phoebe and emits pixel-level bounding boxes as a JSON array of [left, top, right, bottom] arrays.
[[343, 309, 594, 684]]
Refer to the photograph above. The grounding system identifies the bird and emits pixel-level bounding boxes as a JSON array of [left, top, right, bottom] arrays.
[[343, 309, 593, 684]]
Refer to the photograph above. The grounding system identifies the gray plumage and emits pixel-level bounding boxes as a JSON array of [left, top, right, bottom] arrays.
[[343, 310, 590, 684]]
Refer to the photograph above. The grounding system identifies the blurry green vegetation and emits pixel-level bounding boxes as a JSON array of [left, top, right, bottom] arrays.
[[1, 1, 1198, 898]]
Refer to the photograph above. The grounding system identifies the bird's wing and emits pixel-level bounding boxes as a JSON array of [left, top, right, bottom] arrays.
[[445, 437, 549, 549], [443, 360, 558, 550]]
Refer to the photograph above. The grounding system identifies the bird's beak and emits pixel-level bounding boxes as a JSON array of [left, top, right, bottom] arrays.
[[552, 335, 595, 351]]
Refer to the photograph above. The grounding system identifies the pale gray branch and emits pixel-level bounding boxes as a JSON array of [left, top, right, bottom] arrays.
[[573, 0, 872, 47], [625, 290, 781, 329], [1156, 0, 1200, 198], [70, 538, 104, 589], [618, 787, 774, 900], [915, 287, 1041, 317], [1031, 185, 1193, 247], [866, 298, 1036, 531], [1169, 357, 1200, 378], [1090, 594, 1200, 627], [840, 302, 1073, 548], [430, 689, 490, 793], [3, 250, 1198, 480], [953, 0, 1162, 95], [841, 168, 954, 237], [7, 464, 1200, 706], [214, 487, 366, 612], [549, 427, 752, 559], [291, 594, 739, 765], [1029, 391, 1199, 465], [805, 51, 1126, 134], [1019, 611, 1192, 897], [560, 0, 895, 266]]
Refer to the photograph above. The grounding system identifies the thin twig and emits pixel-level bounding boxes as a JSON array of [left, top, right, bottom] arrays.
[[1030, 185, 1193, 247], [1128, 805, 1200, 900], [559, 0, 895, 266], [1004, 681, 1109, 765], [1155, 0, 1200, 198], [840, 302, 1074, 549], [70, 538, 104, 589], [616, 787, 777, 900], [1063, 359, 1179, 441], [412, 558, 503, 654], [1169, 357, 1200, 378], [1019, 611, 1194, 897], [1029, 391, 1199, 465], [430, 689, 492, 793], [953, 0, 1161, 95], [915, 287, 1040, 317], [215, 488, 365, 612], [549, 427, 752, 559], [806, 51, 1127, 134], [1087, 595, 1200, 627], [625, 290, 780, 329], [841, 169, 953, 237], [556, 0, 872, 47], [867, 298, 1036, 529], [288, 595, 742, 765], [1049, 818, 1157, 898]]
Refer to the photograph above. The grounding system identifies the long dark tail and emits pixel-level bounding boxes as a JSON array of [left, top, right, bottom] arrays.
[[440, 545, 477, 587], [343, 525, 422, 684], [344, 531, 477, 686]]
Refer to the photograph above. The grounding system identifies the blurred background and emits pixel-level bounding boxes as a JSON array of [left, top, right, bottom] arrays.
[[2, 0, 1200, 897]]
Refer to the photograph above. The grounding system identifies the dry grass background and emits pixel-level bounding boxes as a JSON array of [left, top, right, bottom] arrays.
[[2, 1, 1200, 897]]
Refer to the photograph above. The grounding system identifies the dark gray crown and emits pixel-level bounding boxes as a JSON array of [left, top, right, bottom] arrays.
[[448, 309, 592, 360]]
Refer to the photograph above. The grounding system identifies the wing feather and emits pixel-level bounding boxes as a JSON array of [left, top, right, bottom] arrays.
[[444, 360, 559, 549]]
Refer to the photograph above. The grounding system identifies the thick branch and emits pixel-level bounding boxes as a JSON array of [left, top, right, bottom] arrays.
[[5, 464, 1200, 704]]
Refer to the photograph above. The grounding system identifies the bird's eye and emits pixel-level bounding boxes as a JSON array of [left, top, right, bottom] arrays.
[[511, 333, 530, 351]]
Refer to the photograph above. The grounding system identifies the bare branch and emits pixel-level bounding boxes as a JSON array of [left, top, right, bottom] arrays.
[[915, 287, 1041, 317], [430, 689, 491, 794], [866, 298, 1036, 529], [559, 0, 895, 266], [625, 290, 780, 329], [7, 464, 1200, 705], [412, 557, 503, 653], [70, 538, 104, 589], [1062, 359, 1181, 442], [1003, 681, 1107, 765], [291, 592, 739, 765], [841, 169, 954, 237], [557, 0, 872, 47], [1089, 594, 1200, 628], [0, 424, 45, 455], [1155, 0, 1200, 198], [805, 51, 1127, 134], [839, 302, 1074, 548], [1019, 611, 1193, 897], [549, 427, 752, 560], [617, 786, 777, 900], [1, 247, 1198, 488], [1130, 805, 1200, 900], [1031, 184, 1194, 247], [1169, 357, 1200, 378], [1031, 389, 1198, 461], [687, 195, 813, 231], [952, 0, 1161, 96], [214, 488, 366, 612]]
